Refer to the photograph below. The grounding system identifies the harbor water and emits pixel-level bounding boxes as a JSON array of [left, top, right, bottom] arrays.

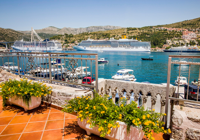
[[2, 51, 200, 85]]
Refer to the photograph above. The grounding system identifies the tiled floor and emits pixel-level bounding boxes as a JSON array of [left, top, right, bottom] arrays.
[[0, 96, 106, 140]]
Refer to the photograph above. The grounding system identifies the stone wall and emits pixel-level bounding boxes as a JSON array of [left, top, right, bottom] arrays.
[[172, 106, 200, 140]]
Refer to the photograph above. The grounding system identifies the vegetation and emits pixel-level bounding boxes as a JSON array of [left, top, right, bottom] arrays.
[[0, 78, 52, 107], [63, 93, 171, 139]]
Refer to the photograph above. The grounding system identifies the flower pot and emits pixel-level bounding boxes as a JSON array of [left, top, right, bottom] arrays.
[[77, 118, 144, 140], [7, 96, 41, 111]]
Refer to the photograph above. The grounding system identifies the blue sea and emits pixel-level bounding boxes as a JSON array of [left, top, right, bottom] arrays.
[[3, 51, 200, 85], [62, 51, 200, 85]]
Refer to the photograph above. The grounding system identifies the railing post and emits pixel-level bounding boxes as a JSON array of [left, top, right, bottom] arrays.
[[48, 53, 52, 83], [17, 53, 20, 76], [95, 55, 98, 93], [165, 57, 171, 128]]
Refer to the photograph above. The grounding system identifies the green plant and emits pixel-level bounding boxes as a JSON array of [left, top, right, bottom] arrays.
[[62, 93, 171, 140], [0, 78, 52, 107]]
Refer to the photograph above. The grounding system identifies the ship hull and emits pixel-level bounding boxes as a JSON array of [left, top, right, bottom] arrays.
[[73, 46, 150, 52], [11, 46, 62, 52]]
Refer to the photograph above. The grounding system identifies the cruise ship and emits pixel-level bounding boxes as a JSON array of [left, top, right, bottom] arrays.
[[73, 34, 151, 52], [163, 46, 200, 53], [11, 28, 62, 52]]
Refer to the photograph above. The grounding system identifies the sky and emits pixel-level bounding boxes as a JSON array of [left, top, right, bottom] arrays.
[[0, 0, 200, 31]]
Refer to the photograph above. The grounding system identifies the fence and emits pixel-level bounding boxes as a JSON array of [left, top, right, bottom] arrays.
[[165, 55, 200, 138], [0, 52, 98, 91]]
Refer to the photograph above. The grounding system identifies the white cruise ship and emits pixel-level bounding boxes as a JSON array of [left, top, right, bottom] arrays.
[[11, 28, 62, 52], [73, 34, 151, 52]]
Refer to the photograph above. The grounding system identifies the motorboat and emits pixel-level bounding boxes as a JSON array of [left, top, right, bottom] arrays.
[[141, 58, 153, 60], [173, 60, 189, 66], [112, 69, 136, 81], [28, 63, 66, 76], [1, 62, 21, 71], [68, 66, 91, 78], [98, 58, 109, 64], [175, 76, 187, 85]]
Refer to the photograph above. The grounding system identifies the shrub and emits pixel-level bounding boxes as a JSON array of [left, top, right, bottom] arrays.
[[0, 78, 52, 107], [62, 93, 171, 139]]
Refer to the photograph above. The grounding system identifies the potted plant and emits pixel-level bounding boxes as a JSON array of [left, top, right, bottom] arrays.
[[62, 93, 171, 140], [0, 78, 52, 111]]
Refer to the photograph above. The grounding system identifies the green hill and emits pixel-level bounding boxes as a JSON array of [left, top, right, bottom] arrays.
[[156, 17, 200, 29]]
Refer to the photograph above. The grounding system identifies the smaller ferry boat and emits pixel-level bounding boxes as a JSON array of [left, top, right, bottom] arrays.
[[141, 58, 153, 60], [112, 69, 136, 81], [175, 76, 187, 85], [98, 58, 109, 64]]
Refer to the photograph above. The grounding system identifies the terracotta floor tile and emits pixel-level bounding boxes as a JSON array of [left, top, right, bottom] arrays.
[[42, 129, 63, 140], [50, 108, 61, 113], [0, 110, 17, 117], [63, 126, 86, 139], [45, 120, 64, 130], [0, 125, 6, 133], [65, 119, 78, 127], [0, 117, 14, 125], [48, 113, 64, 120], [65, 113, 77, 119], [24, 122, 46, 132], [1, 123, 26, 135], [10, 115, 31, 124], [0, 134, 21, 140], [19, 131, 43, 140], [30, 114, 48, 122]]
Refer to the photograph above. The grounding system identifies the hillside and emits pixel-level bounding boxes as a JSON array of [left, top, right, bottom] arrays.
[[156, 17, 200, 29], [0, 27, 30, 42], [20, 26, 122, 35]]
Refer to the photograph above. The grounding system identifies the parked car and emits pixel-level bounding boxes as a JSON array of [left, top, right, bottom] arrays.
[[184, 84, 200, 100], [82, 77, 94, 84]]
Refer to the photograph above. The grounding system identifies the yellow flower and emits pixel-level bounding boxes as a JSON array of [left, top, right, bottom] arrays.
[[121, 104, 124, 107], [86, 98, 88, 100], [89, 113, 92, 117], [115, 110, 117, 113], [85, 107, 88, 109], [117, 124, 120, 128], [68, 106, 71, 108], [25, 92, 27, 94], [157, 124, 159, 126], [107, 129, 111, 134], [18, 84, 20, 87], [164, 113, 166, 116], [162, 127, 164, 130], [164, 130, 167, 134], [81, 118, 83, 122], [132, 119, 135, 123], [93, 106, 96, 110], [142, 115, 146, 120], [6, 97, 8, 99], [119, 114, 122, 119], [147, 133, 151, 138], [86, 111, 89, 114], [108, 123, 112, 128], [168, 129, 171, 133], [120, 97, 123, 99], [18, 93, 20, 95], [147, 114, 150, 118], [88, 96, 90, 98], [137, 118, 140, 121], [87, 120, 90, 123], [104, 120, 106, 123], [139, 121, 141, 125], [101, 111, 105, 114], [156, 121, 159, 123], [113, 125, 116, 128], [152, 109, 155, 111]]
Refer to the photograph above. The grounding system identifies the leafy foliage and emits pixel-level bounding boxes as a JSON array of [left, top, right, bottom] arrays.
[[0, 78, 52, 107], [62, 93, 171, 139]]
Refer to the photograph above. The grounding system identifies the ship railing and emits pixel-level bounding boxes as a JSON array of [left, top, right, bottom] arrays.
[[165, 55, 200, 137], [0, 52, 98, 91]]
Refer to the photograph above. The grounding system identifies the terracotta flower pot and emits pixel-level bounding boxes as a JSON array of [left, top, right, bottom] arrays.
[[78, 118, 144, 140], [8, 96, 41, 111]]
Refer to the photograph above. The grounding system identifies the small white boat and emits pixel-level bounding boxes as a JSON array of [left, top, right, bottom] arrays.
[[112, 69, 136, 81], [175, 76, 187, 85], [98, 58, 109, 64], [173, 60, 189, 66], [68, 66, 91, 78], [1, 62, 21, 71]]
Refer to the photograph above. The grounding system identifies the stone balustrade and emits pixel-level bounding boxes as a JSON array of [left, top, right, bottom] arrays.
[[97, 79, 176, 114]]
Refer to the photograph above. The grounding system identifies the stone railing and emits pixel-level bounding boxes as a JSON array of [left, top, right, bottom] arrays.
[[97, 79, 176, 114]]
